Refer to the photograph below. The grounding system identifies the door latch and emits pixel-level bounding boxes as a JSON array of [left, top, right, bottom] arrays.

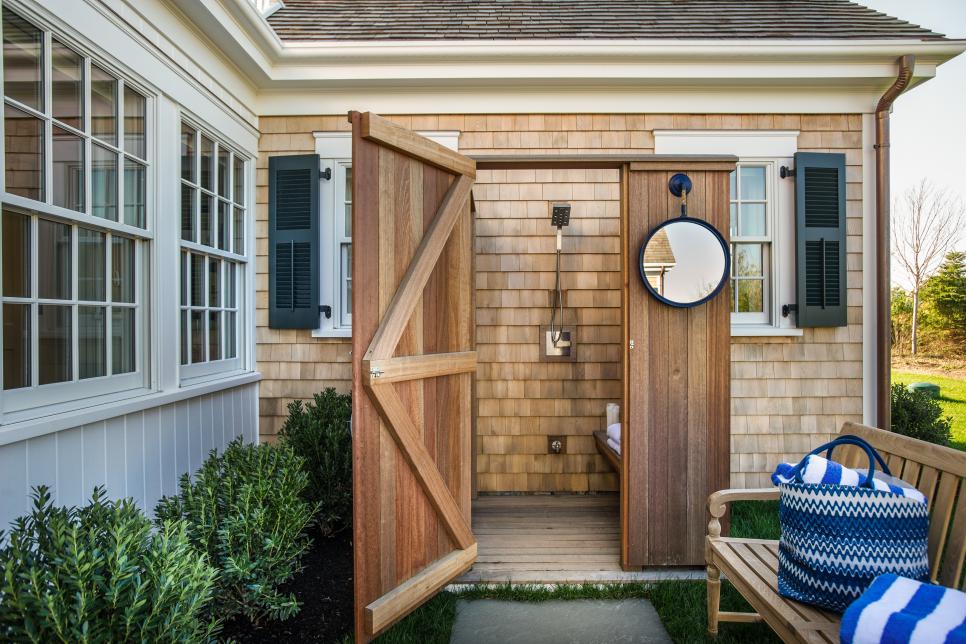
[[629, 339, 635, 350], [369, 367, 383, 379]]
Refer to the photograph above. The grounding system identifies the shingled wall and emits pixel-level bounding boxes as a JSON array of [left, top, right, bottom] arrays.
[[257, 113, 864, 491]]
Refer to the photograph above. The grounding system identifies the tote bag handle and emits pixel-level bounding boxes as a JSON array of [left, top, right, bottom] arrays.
[[787, 435, 890, 488]]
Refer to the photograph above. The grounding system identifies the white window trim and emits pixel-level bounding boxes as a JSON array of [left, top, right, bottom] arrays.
[[654, 130, 802, 337], [311, 130, 460, 338], [177, 116, 250, 384], [0, 9, 156, 418]]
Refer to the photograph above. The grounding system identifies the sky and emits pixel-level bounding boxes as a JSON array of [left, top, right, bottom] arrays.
[[861, 1, 966, 279]]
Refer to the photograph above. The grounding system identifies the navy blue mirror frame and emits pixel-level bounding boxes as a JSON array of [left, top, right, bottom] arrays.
[[638, 216, 731, 309]]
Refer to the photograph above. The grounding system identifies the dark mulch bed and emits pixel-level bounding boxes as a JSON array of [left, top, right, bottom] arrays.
[[220, 530, 353, 643]]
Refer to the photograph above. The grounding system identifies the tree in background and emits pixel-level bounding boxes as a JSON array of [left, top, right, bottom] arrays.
[[892, 180, 965, 355], [891, 286, 914, 354], [921, 251, 966, 352]]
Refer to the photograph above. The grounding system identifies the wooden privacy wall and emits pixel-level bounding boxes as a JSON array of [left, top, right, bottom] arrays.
[[624, 159, 735, 567], [474, 168, 622, 493], [351, 113, 477, 641]]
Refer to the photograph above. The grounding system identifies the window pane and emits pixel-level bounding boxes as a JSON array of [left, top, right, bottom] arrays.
[[233, 156, 244, 205], [123, 159, 146, 227], [38, 219, 71, 300], [218, 200, 230, 251], [344, 167, 352, 236], [2, 210, 30, 297], [343, 243, 352, 317], [79, 306, 106, 379], [739, 203, 766, 237], [208, 258, 221, 307], [733, 244, 763, 278], [52, 126, 84, 213], [190, 254, 204, 306], [4, 103, 44, 201], [729, 203, 737, 238], [123, 86, 146, 159], [92, 144, 118, 221], [111, 236, 135, 303], [233, 206, 244, 254], [180, 251, 188, 306], [208, 311, 221, 361], [190, 310, 204, 363], [736, 279, 764, 314], [91, 65, 117, 145], [200, 135, 213, 191], [181, 123, 196, 182], [225, 311, 236, 359], [78, 228, 106, 301], [226, 263, 236, 308], [217, 147, 229, 197], [38, 304, 71, 384], [729, 170, 736, 198], [52, 39, 83, 129], [181, 183, 196, 241], [2, 303, 30, 389], [180, 310, 189, 365], [200, 193, 212, 246], [111, 307, 135, 374], [740, 166, 766, 201], [2, 8, 43, 110]]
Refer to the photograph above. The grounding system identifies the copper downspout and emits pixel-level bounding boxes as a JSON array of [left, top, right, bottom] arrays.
[[875, 54, 915, 431]]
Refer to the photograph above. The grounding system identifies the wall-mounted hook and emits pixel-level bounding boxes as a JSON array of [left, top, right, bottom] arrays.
[[668, 173, 692, 217]]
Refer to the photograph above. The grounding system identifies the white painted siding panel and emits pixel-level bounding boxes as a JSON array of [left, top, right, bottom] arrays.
[[0, 383, 258, 529]]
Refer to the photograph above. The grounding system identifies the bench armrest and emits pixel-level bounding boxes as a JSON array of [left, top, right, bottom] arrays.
[[707, 488, 780, 539]]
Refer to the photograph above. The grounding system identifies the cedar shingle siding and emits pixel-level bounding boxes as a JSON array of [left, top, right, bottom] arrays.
[[258, 113, 864, 492], [268, 0, 944, 41]]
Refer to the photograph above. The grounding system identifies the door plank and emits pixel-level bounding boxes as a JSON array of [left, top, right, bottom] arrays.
[[359, 111, 477, 179], [365, 351, 477, 384], [366, 544, 477, 635], [368, 383, 475, 549]]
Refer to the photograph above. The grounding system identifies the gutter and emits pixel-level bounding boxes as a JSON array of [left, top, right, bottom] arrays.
[[874, 54, 916, 431]]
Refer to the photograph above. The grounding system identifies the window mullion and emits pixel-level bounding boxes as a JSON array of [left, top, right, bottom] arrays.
[[83, 56, 92, 216]]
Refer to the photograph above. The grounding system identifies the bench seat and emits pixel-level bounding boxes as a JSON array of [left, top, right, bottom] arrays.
[[707, 536, 839, 643], [593, 430, 621, 476]]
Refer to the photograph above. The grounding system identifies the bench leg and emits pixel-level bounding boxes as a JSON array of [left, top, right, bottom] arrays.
[[707, 563, 721, 636]]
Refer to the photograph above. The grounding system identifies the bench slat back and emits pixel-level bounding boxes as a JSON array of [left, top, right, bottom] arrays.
[[839, 422, 966, 588]]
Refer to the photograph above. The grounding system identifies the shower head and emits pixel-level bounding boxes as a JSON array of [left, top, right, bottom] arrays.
[[551, 204, 571, 229]]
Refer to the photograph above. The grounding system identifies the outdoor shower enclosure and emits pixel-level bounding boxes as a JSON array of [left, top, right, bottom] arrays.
[[348, 112, 734, 641]]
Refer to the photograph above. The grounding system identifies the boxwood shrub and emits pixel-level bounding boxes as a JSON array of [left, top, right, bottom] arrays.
[[155, 438, 316, 625], [278, 388, 352, 536], [0, 486, 218, 643], [891, 382, 952, 446]]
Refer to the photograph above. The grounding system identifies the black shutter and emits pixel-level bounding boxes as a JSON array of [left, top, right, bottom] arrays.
[[794, 152, 847, 327], [269, 154, 320, 329]]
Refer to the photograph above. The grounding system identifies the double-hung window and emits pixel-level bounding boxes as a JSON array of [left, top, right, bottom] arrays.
[[179, 121, 247, 380], [1, 7, 150, 415], [729, 163, 771, 325]]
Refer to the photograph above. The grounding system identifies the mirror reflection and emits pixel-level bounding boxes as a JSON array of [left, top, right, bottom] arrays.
[[640, 219, 729, 307]]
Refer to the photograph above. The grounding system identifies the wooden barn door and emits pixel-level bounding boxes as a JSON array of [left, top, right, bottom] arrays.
[[624, 158, 735, 567], [350, 112, 477, 642]]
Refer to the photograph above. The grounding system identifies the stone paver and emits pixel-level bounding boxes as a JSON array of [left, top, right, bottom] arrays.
[[449, 599, 672, 644]]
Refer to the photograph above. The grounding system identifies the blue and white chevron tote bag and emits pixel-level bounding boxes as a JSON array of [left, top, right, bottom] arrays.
[[775, 435, 929, 613]]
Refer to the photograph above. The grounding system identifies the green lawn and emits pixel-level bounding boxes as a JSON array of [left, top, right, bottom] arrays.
[[893, 370, 966, 449], [373, 501, 782, 644]]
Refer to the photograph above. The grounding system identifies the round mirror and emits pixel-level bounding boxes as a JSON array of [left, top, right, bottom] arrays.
[[639, 218, 730, 308]]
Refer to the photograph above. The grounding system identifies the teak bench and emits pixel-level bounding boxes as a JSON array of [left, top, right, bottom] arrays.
[[706, 421, 966, 643]]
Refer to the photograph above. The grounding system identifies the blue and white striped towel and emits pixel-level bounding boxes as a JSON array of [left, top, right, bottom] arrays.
[[841, 573, 966, 644], [772, 455, 927, 505]]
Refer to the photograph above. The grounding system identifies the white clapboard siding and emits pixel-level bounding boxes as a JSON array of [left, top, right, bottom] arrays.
[[0, 383, 258, 529]]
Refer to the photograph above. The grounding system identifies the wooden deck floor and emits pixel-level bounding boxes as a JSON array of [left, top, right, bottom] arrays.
[[455, 495, 702, 584]]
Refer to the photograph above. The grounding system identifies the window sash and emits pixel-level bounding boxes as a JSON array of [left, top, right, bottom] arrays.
[[0, 8, 150, 413], [730, 161, 775, 325], [177, 117, 247, 379]]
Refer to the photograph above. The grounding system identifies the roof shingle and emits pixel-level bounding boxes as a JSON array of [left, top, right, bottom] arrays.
[[266, 0, 946, 42]]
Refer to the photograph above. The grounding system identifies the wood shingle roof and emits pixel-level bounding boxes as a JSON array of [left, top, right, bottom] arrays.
[[266, 0, 946, 42]]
